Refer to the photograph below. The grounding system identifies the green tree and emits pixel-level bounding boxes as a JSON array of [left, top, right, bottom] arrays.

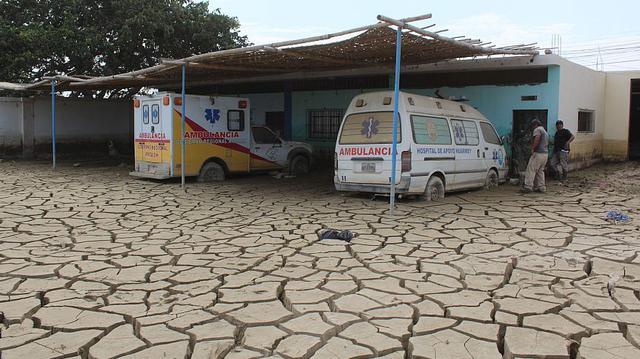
[[0, 0, 248, 97]]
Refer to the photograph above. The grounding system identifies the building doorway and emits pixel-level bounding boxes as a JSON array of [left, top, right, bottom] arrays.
[[265, 111, 285, 139], [511, 110, 548, 176], [629, 79, 640, 160]]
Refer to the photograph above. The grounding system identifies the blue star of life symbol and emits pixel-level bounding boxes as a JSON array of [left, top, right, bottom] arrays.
[[205, 109, 221, 124], [151, 107, 159, 120], [454, 124, 465, 142], [361, 117, 379, 139]]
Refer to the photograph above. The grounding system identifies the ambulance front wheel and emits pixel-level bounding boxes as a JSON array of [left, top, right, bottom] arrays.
[[484, 169, 499, 190], [198, 162, 226, 182], [424, 176, 445, 201]]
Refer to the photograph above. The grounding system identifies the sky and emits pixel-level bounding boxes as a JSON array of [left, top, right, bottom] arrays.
[[208, 0, 640, 71]]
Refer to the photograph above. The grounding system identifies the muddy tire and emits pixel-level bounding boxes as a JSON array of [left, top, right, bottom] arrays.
[[198, 162, 225, 182], [424, 176, 445, 201], [289, 155, 310, 176], [484, 169, 499, 190]]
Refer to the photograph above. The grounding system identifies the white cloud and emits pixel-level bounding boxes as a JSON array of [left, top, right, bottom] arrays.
[[443, 13, 574, 49], [239, 22, 336, 45]]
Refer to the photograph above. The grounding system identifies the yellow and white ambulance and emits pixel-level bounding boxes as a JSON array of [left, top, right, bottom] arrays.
[[130, 93, 313, 181]]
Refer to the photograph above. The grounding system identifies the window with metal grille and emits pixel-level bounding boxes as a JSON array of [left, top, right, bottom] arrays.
[[307, 109, 344, 139], [578, 110, 595, 133]]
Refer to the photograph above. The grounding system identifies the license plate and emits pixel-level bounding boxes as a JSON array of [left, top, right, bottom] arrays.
[[361, 162, 376, 173]]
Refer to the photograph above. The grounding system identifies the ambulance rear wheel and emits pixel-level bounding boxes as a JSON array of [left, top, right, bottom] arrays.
[[289, 155, 310, 176], [424, 176, 445, 201], [198, 162, 225, 182]]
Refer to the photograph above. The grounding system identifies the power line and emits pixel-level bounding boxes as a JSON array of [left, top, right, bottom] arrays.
[[586, 58, 640, 66], [560, 32, 640, 50], [565, 48, 640, 59], [563, 42, 640, 55]]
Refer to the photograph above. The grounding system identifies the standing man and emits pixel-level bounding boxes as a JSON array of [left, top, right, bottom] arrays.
[[550, 120, 575, 183], [521, 119, 549, 193]]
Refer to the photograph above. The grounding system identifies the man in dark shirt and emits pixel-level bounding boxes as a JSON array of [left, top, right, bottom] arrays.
[[550, 120, 575, 183]]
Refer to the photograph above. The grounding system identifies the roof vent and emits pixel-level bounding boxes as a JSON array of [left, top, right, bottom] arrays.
[[383, 97, 392, 105], [460, 105, 466, 112], [408, 97, 415, 106], [436, 102, 442, 109], [356, 99, 366, 107]]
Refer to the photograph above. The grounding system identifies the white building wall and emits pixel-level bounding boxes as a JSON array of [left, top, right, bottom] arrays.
[[33, 97, 131, 143], [603, 71, 640, 160], [0, 96, 132, 158], [244, 93, 283, 126], [557, 58, 607, 168], [0, 98, 24, 154]]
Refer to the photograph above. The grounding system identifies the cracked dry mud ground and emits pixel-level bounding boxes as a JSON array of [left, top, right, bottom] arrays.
[[0, 162, 639, 359]]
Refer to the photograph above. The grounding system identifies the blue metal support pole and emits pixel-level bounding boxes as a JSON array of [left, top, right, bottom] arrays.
[[51, 80, 56, 169], [181, 64, 186, 189], [284, 81, 293, 140], [390, 26, 402, 214]]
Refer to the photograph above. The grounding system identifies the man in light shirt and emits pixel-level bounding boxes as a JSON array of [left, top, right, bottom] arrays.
[[520, 119, 549, 193]]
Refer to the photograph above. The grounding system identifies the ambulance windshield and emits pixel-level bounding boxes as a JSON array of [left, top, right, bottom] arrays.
[[338, 112, 401, 145]]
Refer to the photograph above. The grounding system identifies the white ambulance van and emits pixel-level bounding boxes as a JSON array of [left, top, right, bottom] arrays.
[[130, 93, 313, 181], [334, 91, 507, 200]]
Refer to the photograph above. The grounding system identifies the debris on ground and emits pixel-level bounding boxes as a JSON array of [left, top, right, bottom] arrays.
[[107, 140, 119, 157], [607, 272, 621, 298], [605, 210, 631, 223], [271, 171, 296, 179], [319, 229, 354, 242]]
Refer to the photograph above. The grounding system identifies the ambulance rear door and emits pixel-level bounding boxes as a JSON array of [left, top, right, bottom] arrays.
[[133, 95, 172, 178]]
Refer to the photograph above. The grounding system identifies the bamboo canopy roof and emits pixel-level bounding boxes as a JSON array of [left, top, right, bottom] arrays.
[[0, 14, 539, 92]]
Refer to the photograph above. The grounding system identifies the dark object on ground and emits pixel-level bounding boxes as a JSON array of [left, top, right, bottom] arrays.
[[108, 140, 119, 157], [319, 229, 354, 242]]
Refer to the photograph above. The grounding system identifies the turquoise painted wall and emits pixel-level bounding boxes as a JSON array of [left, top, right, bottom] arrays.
[[291, 89, 386, 154], [288, 66, 561, 153], [410, 66, 561, 138]]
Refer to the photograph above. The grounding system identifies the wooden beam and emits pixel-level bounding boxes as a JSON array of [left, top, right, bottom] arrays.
[[151, 60, 291, 77], [377, 15, 538, 56], [184, 62, 290, 73], [277, 49, 361, 66]]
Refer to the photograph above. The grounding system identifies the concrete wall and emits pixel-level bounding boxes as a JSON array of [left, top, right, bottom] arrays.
[[557, 58, 607, 168], [603, 71, 640, 160], [285, 73, 560, 157], [409, 67, 560, 140], [0, 98, 24, 155], [0, 96, 132, 158], [245, 93, 284, 126]]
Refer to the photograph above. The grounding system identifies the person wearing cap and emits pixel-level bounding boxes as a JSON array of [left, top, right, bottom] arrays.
[[520, 119, 549, 193], [550, 120, 575, 183]]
